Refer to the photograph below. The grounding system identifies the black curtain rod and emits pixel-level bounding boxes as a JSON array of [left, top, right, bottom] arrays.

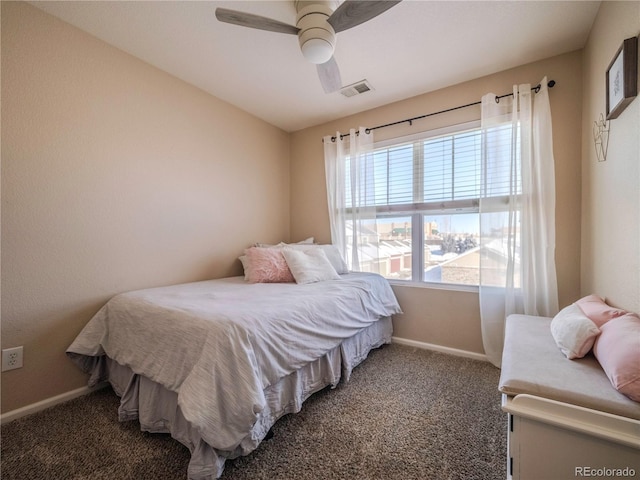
[[328, 80, 556, 142]]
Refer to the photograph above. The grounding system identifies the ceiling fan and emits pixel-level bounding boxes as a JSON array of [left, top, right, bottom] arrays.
[[215, 1, 402, 94]]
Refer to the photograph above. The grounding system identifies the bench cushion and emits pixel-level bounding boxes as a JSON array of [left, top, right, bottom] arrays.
[[499, 314, 640, 420]]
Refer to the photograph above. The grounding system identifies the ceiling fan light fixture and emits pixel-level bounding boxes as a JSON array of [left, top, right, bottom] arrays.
[[300, 37, 334, 64]]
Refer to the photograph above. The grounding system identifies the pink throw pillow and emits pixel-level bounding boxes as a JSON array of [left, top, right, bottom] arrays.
[[593, 313, 640, 402], [575, 294, 627, 327], [244, 247, 295, 283]]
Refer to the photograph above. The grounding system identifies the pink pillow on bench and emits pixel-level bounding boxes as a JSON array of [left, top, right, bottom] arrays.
[[575, 294, 626, 327], [593, 313, 640, 402]]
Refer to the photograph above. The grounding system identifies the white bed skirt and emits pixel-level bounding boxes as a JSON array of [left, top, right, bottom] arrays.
[[100, 316, 393, 479]]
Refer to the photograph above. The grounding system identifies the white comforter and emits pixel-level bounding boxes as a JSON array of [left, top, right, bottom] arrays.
[[67, 273, 401, 451]]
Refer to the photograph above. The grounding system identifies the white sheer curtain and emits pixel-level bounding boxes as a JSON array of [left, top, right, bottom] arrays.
[[479, 77, 559, 367], [323, 127, 375, 271]]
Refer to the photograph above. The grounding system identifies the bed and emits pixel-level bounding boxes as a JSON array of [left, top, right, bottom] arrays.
[[67, 271, 401, 479]]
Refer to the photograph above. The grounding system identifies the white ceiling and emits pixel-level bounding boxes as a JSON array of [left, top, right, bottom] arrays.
[[30, 1, 600, 132]]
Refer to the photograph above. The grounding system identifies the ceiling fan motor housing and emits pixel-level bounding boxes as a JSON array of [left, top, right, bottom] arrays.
[[296, 3, 336, 64]]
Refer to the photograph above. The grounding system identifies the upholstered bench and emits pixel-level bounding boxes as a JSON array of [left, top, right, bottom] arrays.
[[498, 314, 640, 480]]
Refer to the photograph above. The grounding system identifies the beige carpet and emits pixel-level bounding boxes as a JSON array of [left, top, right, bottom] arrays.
[[1, 344, 507, 480]]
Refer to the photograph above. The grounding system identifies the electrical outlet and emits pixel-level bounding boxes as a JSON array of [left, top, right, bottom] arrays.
[[2, 346, 24, 372]]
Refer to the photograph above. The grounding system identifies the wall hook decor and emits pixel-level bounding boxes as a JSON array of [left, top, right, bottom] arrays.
[[593, 113, 610, 162]]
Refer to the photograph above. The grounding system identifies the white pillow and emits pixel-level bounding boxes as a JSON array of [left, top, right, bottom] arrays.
[[550, 303, 601, 359], [316, 245, 349, 274], [282, 248, 340, 284], [281, 244, 348, 274], [238, 255, 251, 281], [256, 237, 315, 247]]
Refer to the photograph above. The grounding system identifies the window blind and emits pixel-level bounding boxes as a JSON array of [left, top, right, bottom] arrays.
[[344, 123, 519, 213]]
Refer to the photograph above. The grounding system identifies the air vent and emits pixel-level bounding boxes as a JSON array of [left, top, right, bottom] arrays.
[[340, 80, 373, 98]]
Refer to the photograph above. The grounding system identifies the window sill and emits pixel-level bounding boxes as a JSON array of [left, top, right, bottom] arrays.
[[387, 280, 479, 293]]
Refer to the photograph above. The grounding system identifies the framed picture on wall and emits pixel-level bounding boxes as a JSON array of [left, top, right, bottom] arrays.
[[606, 36, 638, 120]]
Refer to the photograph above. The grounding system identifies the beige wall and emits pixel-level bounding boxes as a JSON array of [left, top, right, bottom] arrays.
[[581, 1, 640, 313], [1, 2, 290, 413], [290, 51, 584, 354]]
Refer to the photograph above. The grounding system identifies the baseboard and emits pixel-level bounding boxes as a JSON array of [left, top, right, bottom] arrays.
[[391, 336, 489, 362], [1, 382, 108, 425]]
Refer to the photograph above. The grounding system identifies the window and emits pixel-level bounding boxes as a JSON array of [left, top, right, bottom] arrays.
[[343, 121, 519, 287]]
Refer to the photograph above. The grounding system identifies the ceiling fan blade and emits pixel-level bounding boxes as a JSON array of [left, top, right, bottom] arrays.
[[215, 8, 300, 35], [327, 0, 402, 33], [317, 56, 342, 94]]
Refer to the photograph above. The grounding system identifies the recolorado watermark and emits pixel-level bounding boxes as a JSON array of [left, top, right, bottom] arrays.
[[575, 467, 636, 477]]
